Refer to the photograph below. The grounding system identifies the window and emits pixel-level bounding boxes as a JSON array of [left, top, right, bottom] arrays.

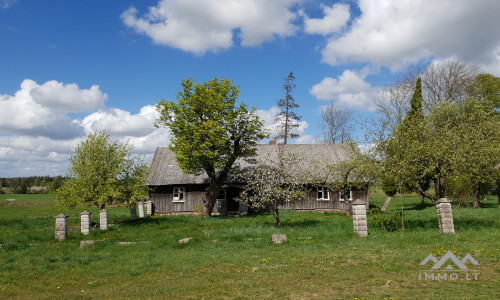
[[173, 187, 185, 202], [217, 189, 226, 201], [339, 190, 353, 202], [317, 186, 329, 200]]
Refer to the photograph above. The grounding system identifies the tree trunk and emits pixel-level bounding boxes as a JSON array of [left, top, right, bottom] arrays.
[[381, 196, 392, 212], [434, 176, 446, 200], [272, 208, 281, 226], [421, 195, 425, 206], [345, 197, 352, 216], [203, 176, 227, 217], [473, 183, 480, 208], [129, 202, 137, 220]]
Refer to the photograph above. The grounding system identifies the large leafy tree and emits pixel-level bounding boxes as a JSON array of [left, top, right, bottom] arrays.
[[56, 131, 148, 209], [379, 74, 500, 205], [156, 77, 268, 217], [275, 71, 302, 144]]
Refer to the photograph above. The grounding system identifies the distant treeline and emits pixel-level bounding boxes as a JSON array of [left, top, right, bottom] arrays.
[[0, 176, 66, 194]]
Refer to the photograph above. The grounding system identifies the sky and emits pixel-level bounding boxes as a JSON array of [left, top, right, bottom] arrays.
[[1, 0, 499, 177]]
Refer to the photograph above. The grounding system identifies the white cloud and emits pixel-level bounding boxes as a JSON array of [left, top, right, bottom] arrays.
[[256, 106, 308, 143], [301, 3, 350, 35], [0, 79, 88, 139], [310, 70, 378, 111], [0, 0, 17, 9], [0, 79, 170, 176], [321, 0, 500, 71], [121, 0, 299, 55], [81, 105, 159, 137], [30, 80, 107, 112]]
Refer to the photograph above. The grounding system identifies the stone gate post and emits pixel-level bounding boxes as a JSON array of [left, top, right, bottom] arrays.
[[352, 199, 368, 237], [100, 209, 108, 230], [436, 198, 455, 234], [55, 213, 69, 240], [80, 211, 91, 235]]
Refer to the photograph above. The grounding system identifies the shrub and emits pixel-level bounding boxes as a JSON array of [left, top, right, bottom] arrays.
[[370, 208, 402, 232]]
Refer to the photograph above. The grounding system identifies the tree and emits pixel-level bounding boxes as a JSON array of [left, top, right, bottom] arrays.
[[320, 143, 379, 215], [156, 77, 268, 217], [379, 74, 500, 205], [275, 71, 302, 144], [56, 131, 147, 209], [237, 148, 308, 226], [318, 101, 352, 143]]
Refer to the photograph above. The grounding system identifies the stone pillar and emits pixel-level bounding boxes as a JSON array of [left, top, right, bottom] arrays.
[[436, 198, 455, 234], [146, 200, 152, 216], [55, 213, 69, 240], [138, 201, 145, 218], [80, 211, 91, 235], [352, 199, 368, 237], [100, 209, 108, 230]]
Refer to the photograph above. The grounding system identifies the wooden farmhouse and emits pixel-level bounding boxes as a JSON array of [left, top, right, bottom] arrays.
[[146, 144, 369, 215]]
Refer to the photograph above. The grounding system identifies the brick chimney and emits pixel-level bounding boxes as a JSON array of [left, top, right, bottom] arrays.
[[269, 140, 276, 145]]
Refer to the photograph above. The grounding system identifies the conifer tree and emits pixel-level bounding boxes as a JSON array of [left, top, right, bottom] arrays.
[[275, 71, 301, 144]]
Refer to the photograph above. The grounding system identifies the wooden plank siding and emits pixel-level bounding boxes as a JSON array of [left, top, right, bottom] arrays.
[[150, 185, 206, 213], [279, 188, 368, 210], [151, 185, 369, 213]]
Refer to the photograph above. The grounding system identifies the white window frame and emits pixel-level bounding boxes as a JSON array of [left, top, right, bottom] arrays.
[[339, 190, 353, 202], [317, 186, 329, 201], [173, 187, 185, 202]]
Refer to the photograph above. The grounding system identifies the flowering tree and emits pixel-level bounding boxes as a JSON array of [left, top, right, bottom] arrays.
[[236, 148, 308, 226]]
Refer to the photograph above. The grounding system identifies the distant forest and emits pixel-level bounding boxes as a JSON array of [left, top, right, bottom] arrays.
[[0, 176, 66, 194]]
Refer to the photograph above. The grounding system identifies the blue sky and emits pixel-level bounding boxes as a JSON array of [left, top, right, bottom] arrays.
[[1, 0, 499, 177]]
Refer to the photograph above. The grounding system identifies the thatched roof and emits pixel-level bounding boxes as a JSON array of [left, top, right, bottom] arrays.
[[146, 144, 356, 186]]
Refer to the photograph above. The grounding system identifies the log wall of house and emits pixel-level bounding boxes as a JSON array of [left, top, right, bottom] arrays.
[[279, 188, 369, 210], [150, 184, 207, 213], [150, 185, 369, 213]]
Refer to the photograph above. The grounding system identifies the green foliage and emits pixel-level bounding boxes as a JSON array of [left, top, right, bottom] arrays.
[[275, 71, 302, 144], [379, 74, 500, 204], [370, 208, 402, 232], [466, 73, 500, 109], [381, 174, 398, 197], [156, 77, 268, 216], [55, 131, 148, 209]]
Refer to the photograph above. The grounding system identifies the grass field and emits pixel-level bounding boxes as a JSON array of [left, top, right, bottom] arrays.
[[0, 193, 499, 299]]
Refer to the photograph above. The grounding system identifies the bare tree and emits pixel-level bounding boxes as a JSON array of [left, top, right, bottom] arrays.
[[318, 101, 353, 143], [421, 59, 481, 109], [375, 59, 480, 126]]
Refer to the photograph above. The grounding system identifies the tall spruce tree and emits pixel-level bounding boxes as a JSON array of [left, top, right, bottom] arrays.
[[275, 71, 301, 144]]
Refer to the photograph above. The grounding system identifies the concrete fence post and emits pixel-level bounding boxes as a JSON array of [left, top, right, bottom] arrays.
[[80, 211, 91, 235], [55, 213, 69, 240], [436, 198, 455, 234], [146, 200, 152, 216], [100, 209, 108, 230], [138, 201, 145, 218], [352, 199, 368, 237]]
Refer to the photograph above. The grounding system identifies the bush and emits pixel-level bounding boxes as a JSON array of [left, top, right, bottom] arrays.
[[370, 208, 402, 232]]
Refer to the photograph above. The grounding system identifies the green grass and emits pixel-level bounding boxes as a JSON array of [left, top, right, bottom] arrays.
[[0, 193, 499, 299]]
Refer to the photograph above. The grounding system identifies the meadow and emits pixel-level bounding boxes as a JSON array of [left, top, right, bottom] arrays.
[[0, 193, 499, 299]]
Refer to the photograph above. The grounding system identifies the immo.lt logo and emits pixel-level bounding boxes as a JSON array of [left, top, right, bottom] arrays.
[[419, 251, 480, 281]]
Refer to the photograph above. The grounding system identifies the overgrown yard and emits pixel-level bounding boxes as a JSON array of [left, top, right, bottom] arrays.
[[0, 193, 499, 299]]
